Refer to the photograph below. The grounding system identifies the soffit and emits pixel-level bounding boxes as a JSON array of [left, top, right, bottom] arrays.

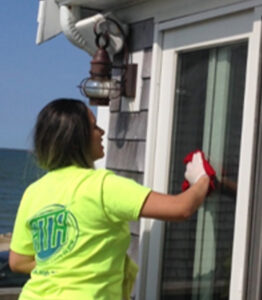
[[56, 0, 148, 11]]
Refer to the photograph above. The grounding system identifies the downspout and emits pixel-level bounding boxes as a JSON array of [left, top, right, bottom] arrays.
[[59, 5, 92, 54], [59, 5, 128, 57]]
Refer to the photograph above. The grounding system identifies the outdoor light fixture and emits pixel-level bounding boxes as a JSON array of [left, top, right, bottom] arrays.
[[79, 18, 137, 106]]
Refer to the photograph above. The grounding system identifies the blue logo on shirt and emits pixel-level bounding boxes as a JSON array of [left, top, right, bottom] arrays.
[[29, 204, 79, 262]]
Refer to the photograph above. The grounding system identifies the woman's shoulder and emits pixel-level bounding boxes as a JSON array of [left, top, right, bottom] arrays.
[[88, 168, 115, 181], [53, 166, 115, 183], [26, 167, 115, 191]]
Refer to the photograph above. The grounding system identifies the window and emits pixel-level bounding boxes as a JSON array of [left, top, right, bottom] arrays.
[[160, 43, 247, 300]]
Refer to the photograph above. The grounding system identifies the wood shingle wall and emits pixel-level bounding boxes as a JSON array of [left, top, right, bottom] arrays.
[[106, 18, 153, 285]]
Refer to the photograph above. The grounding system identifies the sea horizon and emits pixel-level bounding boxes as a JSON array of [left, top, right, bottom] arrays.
[[0, 148, 45, 235]]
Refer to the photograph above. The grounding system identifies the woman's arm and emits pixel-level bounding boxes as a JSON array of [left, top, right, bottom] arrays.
[[140, 175, 209, 221], [140, 151, 212, 221], [9, 250, 35, 274]]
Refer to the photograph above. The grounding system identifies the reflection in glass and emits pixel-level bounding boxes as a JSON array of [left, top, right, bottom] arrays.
[[160, 43, 247, 300]]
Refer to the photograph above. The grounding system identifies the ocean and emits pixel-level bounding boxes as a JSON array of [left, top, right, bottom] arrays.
[[0, 148, 45, 234]]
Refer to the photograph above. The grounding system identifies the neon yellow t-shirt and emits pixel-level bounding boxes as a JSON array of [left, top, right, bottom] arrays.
[[10, 166, 151, 300]]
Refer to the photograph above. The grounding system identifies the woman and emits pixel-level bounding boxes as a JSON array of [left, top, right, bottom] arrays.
[[9, 98, 211, 300]]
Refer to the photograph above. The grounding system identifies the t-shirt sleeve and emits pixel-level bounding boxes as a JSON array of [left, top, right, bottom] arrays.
[[102, 172, 151, 222], [10, 188, 35, 256]]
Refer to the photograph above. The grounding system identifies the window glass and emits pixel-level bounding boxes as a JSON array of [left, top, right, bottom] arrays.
[[161, 42, 247, 300]]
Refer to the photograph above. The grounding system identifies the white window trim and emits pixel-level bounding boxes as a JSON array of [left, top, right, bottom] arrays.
[[138, 5, 262, 300]]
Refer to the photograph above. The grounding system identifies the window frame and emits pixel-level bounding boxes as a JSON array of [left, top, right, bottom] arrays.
[[138, 5, 262, 300]]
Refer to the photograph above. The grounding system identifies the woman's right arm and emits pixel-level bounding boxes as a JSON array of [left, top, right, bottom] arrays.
[[140, 151, 212, 221], [140, 175, 210, 221]]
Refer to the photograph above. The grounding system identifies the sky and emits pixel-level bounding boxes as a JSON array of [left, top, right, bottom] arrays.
[[0, 1, 93, 150]]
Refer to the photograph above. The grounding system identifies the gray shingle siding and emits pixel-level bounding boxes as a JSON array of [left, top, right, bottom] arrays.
[[105, 19, 153, 298]]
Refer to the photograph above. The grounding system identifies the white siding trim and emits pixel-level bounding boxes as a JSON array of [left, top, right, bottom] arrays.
[[94, 107, 110, 169], [136, 23, 164, 300]]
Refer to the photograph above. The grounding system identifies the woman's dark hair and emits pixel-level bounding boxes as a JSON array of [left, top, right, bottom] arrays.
[[34, 98, 93, 170]]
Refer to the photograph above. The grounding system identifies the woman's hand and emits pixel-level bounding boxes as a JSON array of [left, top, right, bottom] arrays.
[[185, 151, 208, 185]]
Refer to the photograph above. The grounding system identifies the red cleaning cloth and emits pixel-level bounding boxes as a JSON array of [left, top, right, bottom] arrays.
[[182, 150, 216, 192]]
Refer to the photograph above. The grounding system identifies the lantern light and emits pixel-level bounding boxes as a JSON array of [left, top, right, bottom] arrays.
[[79, 18, 137, 106]]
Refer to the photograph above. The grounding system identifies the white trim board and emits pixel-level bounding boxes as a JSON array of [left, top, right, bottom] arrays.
[[94, 107, 110, 169], [157, 0, 262, 30]]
